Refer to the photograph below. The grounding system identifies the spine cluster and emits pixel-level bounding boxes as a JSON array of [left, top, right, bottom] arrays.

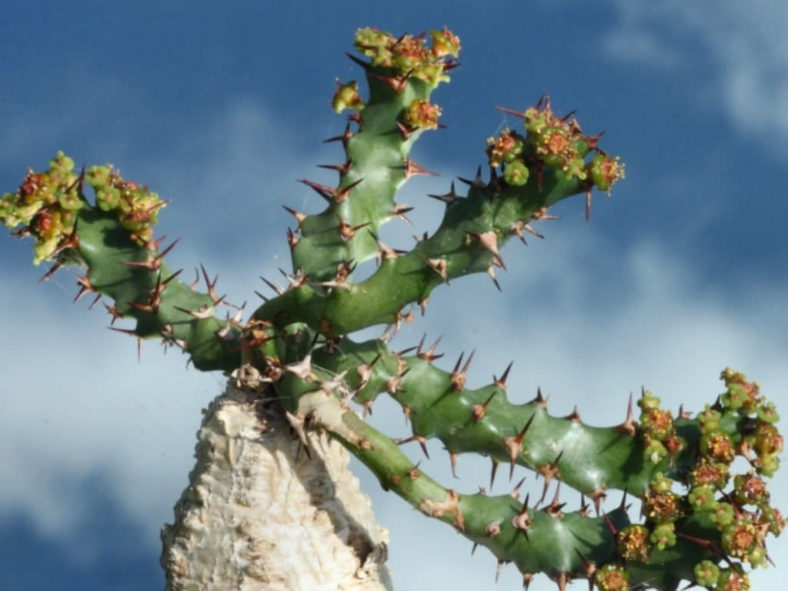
[[1, 26, 782, 591]]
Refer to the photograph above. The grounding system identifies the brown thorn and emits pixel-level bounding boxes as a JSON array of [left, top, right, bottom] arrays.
[[472, 391, 497, 423], [449, 452, 459, 478], [510, 477, 526, 499], [493, 361, 513, 391], [428, 181, 459, 205], [425, 257, 449, 283], [553, 571, 568, 591], [564, 406, 582, 422], [490, 459, 499, 490], [200, 264, 221, 303], [531, 387, 549, 408], [505, 414, 536, 480], [317, 161, 353, 175], [511, 493, 531, 540], [323, 123, 354, 145], [402, 157, 439, 179], [259, 276, 283, 295], [574, 548, 596, 586], [344, 51, 369, 70], [282, 205, 307, 224], [38, 262, 63, 282], [619, 489, 630, 511], [493, 105, 525, 119], [468, 230, 506, 270], [417, 334, 444, 363], [495, 560, 505, 583], [487, 265, 501, 291], [450, 349, 475, 391], [395, 434, 430, 459], [458, 165, 484, 189], [73, 275, 95, 303], [368, 70, 408, 93], [522, 572, 535, 591], [471, 542, 478, 556], [536, 451, 564, 506], [88, 293, 102, 309], [545, 481, 566, 517], [122, 237, 180, 271], [616, 393, 637, 436]]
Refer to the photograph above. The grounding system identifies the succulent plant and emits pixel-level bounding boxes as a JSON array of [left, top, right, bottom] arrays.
[[2, 26, 782, 591]]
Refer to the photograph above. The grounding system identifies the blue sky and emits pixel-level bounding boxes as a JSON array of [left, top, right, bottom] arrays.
[[1, 2, 787, 590]]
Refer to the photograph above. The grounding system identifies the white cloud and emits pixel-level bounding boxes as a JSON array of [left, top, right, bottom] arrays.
[[601, 0, 788, 152]]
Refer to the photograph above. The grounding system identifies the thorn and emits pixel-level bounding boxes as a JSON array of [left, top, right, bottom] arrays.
[[531, 387, 549, 408], [510, 477, 526, 499], [487, 265, 501, 291], [450, 349, 474, 391], [174, 304, 216, 320], [395, 434, 430, 459], [88, 293, 102, 309], [254, 290, 268, 302], [504, 414, 535, 480], [564, 406, 582, 422], [416, 334, 444, 363], [449, 452, 459, 478], [259, 275, 283, 295], [73, 275, 95, 303], [38, 262, 64, 282], [490, 459, 499, 490], [369, 70, 408, 93], [553, 571, 569, 591], [402, 157, 438, 179], [511, 493, 531, 540], [286, 227, 299, 248], [370, 230, 407, 264], [282, 205, 307, 225], [471, 542, 478, 556], [458, 165, 484, 190], [616, 393, 637, 436], [574, 549, 596, 587], [468, 230, 506, 269], [522, 572, 534, 590], [485, 521, 501, 538], [493, 105, 525, 119], [285, 352, 317, 382], [402, 405, 411, 424], [545, 482, 566, 517], [495, 560, 505, 583], [122, 238, 180, 271], [355, 354, 380, 387], [579, 494, 590, 517], [419, 296, 429, 315], [472, 391, 497, 423], [426, 257, 449, 283], [677, 532, 714, 551], [284, 410, 311, 456], [200, 264, 222, 304], [428, 181, 460, 205], [619, 489, 630, 511], [344, 51, 369, 70], [317, 161, 353, 175], [336, 217, 371, 241], [323, 123, 354, 145], [537, 451, 564, 506], [391, 203, 414, 225], [108, 327, 143, 362], [587, 487, 607, 515], [494, 362, 513, 391]]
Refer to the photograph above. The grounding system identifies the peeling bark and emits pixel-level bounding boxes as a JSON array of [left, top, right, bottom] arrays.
[[161, 385, 392, 590]]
